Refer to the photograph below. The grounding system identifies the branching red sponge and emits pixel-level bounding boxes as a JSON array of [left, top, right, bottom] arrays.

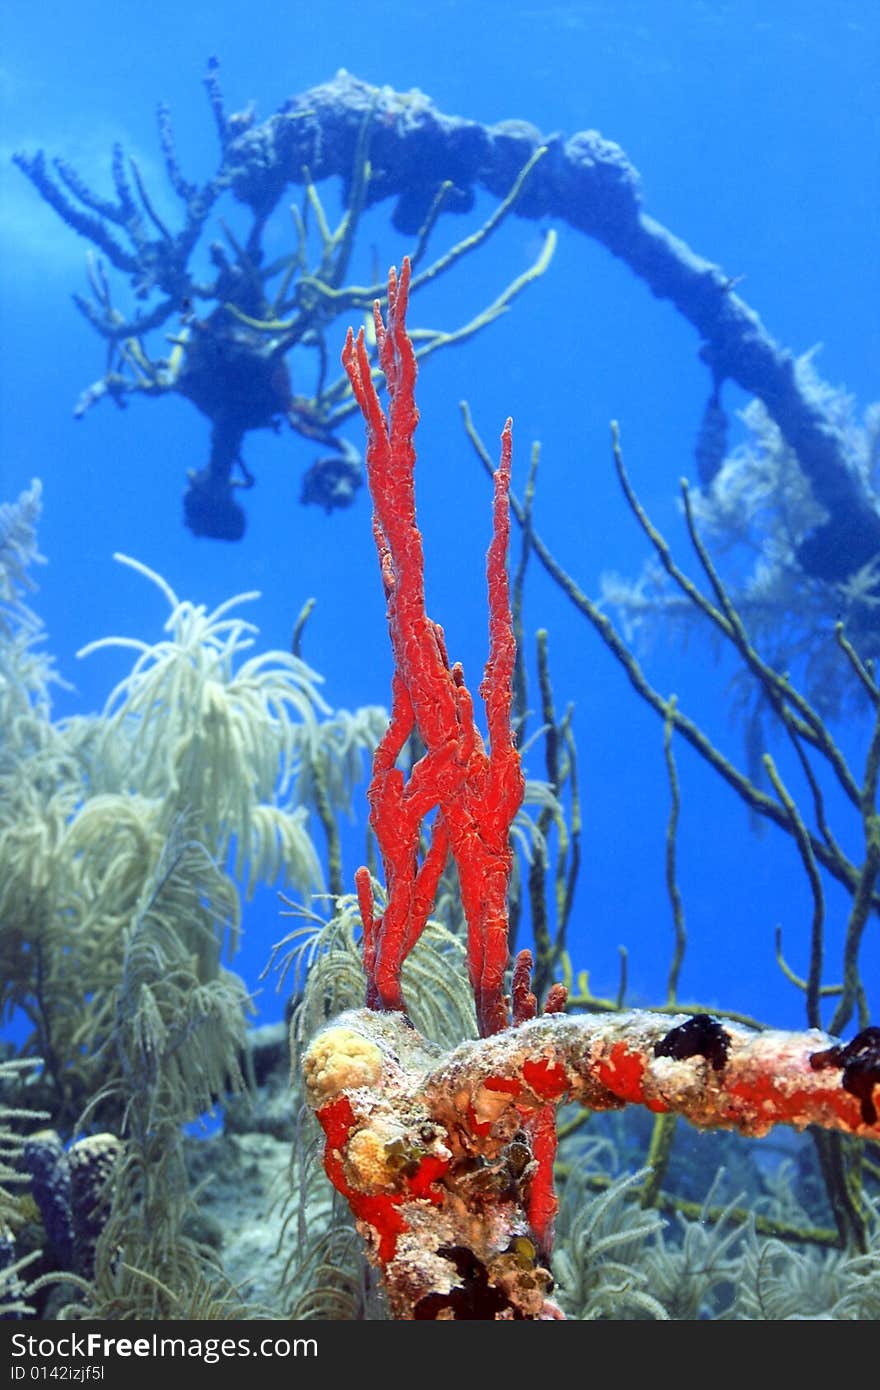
[[342, 257, 523, 1039]]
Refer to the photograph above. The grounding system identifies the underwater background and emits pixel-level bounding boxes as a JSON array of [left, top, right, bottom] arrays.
[[1, 0, 879, 1321]]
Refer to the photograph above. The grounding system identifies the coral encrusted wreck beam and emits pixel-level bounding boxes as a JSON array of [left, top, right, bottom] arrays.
[[303, 1008, 880, 1320]]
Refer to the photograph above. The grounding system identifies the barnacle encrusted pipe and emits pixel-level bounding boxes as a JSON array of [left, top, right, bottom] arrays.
[[302, 1008, 880, 1320]]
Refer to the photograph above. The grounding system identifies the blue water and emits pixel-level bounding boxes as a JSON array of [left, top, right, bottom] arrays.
[[1, 0, 878, 1040]]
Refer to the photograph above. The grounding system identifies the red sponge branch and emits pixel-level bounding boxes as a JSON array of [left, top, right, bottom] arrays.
[[342, 258, 524, 1036]]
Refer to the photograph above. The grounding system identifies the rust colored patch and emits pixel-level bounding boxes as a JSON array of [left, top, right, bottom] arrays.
[[407, 1153, 450, 1202], [317, 1095, 408, 1262], [317, 1094, 356, 1149], [484, 1075, 523, 1095], [522, 1056, 569, 1099], [596, 1041, 646, 1102], [358, 1193, 408, 1264]]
